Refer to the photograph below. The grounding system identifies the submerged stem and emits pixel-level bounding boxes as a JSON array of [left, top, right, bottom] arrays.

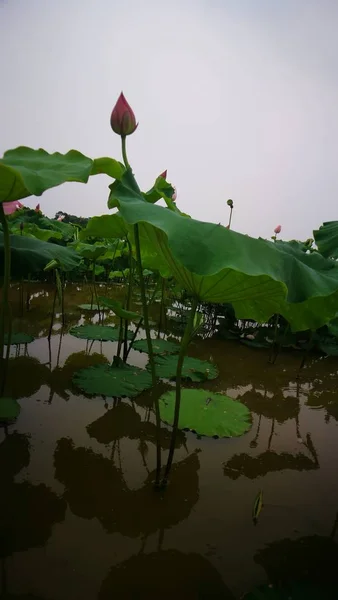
[[162, 296, 199, 486]]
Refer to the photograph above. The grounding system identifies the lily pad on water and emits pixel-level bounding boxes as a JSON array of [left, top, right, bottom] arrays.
[[152, 355, 218, 382], [69, 324, 131, 342], [73, 363, 153, 398], [159, 389, 252, 438], [133, 338, 180, 355], [0, 397, 21, 423], [78, 303, 101, 311], [4, 332, 35, 345]]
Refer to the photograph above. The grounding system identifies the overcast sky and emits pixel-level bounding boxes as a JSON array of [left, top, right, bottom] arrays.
[[1, 0, 338, 241]]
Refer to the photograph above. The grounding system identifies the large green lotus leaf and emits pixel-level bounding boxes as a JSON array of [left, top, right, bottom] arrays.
[[0, 233, 80, 276], [91, 157, 125, 180], [314, 221, 338, 258], [98, 296, 140, 320], [159, 389, 252, 437], [107, 171, 338, 331], [73, 363, 153, 398], [133, 338, 180, 355], [153, 355, 218, 382], [7, 209, 75, 241], [72, 242, 108, 260], [0, 147, 93, 202], [4, 332, 35, 345], [69, 324, 130, 342], [0, 398, 21, 423], [80, 213, 127, 240], [9, 223, 63, 242]]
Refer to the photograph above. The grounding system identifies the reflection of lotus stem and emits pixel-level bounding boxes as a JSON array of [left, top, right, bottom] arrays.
[[0, 203, 11, 368], [121, 135, 160, 484], [162, 296, 199, 486]]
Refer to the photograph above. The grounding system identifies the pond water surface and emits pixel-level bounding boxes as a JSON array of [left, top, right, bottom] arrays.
[[1, 283, 338, 599]]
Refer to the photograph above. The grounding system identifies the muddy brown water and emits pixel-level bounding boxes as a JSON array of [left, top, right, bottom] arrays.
[[1, 283, 338, 599]]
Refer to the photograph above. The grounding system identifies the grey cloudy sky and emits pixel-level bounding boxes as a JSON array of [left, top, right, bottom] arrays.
[[1, 0, 338, 241]]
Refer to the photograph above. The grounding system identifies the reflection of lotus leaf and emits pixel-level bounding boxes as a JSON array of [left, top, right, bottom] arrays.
[[5, 357, 50, 399], [0, 432, 30, 480], [160, 389, 252, 438], [223, 450, 318, 479], [133, 338, 180, 355], [0, 398, 21, 423], [86, 402, 186, 449], [254, 534, 338, 590], [69, 324, 126, 341], [98, 550, 234, 599], [49, 351, 108, 400], [54, 438, 199, 536], [152, 355, 218, 382], [4, 332, 35, 345], [0, 481, 66, 558], [73, 363, 153, 398], [242, 581, 333, 599], [307, 389, 338, 422], [241, 390, 299, 423]]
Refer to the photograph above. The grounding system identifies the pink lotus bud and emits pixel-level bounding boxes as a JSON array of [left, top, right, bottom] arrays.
[[57, 215, 65, 221], [274, 224, 281, 234], [3, 200, 22, 215], [159, 170, 167, 179], [172, 187, 177, 202], [35, 203, 41, 213], [110, 92, 138, 137]]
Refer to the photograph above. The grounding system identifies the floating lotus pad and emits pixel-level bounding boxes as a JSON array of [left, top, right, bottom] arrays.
[[159, 389, 252, 437], [133, 338, 180, 355], [69, 324, 132, 342], [152, 355, 218, 382], [78, 303, 102, 311], [0, 398, 21, 423], [73, 363, 153, 398], [4, 332, 35, 345]]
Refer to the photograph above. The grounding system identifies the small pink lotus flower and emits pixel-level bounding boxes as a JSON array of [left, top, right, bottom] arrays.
[[57, 215, 65, 221], [3, 200, 23, 215], [274, 224, 281, 234], [110, 92, 138, 137], [159, 170, 167, 179], [35, 203, 41, 213]]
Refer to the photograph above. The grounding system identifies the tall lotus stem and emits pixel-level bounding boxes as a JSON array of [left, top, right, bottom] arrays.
[[121, 134, 160, 484], [162, 296, 199, 486], [0, 203, 11, 365], [123, 239, 133, 361], [227, 199, 234, 229]]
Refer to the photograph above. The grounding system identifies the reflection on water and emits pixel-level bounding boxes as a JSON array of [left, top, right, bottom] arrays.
[[2, 283, 338, 598], [98, 550, 234, 599]]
